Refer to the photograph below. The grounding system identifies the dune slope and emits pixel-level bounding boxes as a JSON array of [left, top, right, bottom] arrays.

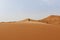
[[0, 22, 60, 40], [40, 15, 60, 24]]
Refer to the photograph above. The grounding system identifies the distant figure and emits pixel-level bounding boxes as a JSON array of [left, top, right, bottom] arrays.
[[27, 19, 30, 21]]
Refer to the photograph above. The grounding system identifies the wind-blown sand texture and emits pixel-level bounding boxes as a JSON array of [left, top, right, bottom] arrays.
[[0, 15, 60, 40]]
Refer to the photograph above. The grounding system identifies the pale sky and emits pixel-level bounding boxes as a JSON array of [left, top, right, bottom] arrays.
[[0, 0, 60, 22]]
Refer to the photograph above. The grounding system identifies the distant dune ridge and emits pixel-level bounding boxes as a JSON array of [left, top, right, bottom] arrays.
[[21, 18, 36, 22], [0, 15, 60, 25], [1, 15, 60, 25], [17, 15, 60, 25], [17, 18, 39, 23]]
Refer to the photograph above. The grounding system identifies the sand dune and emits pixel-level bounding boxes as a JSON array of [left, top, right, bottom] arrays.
[[17, 15, 60, 25], [0, 15, 60, 40], [40, 15, 60, 24], [17, 18, 39, 22]]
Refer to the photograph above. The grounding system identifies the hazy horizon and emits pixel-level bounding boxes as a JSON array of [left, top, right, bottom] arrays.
[[0, 0, 60, 22]]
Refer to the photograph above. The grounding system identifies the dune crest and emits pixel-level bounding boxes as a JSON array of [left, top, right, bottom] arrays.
[[40, 15, 60, 24], [17, 18, 39, 22], [18, 15, 60, 25], [0, 15, 60, 25]]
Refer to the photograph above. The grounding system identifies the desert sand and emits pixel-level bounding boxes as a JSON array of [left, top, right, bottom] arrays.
[[0, 15, 60, 40], [40, 15, 60, 24]]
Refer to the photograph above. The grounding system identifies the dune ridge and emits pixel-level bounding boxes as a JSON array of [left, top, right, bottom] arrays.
[[16, 15, 60, 25], [0, 15, 60, 25], [1, 15, 60, 25], [40, 15, 60, 24]]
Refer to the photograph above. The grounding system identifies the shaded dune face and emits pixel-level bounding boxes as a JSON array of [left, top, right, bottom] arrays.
[[40, 15, 60, 24], [0, 23, 60, 40]]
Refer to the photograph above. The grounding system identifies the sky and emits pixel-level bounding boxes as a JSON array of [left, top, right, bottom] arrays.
[[0, 0, 60, 22]]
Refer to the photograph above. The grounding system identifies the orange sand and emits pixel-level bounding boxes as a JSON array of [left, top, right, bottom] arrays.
[[0, 22, 60, 40]]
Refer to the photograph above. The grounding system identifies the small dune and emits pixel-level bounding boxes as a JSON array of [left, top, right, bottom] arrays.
[[17, 18, 39, 23], [40, 15, 60, 24]]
